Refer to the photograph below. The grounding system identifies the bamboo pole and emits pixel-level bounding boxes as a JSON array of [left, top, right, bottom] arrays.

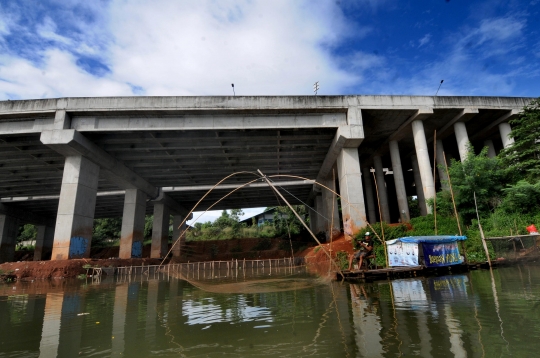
[[371, 168, 389, 268], [267, 174, 389, 247], [474, 192, 492, 267], [433, 130, 437, 235], [443, 152, 468, 263], [257, 169, 345, 279], [329, 169, 336, 272]]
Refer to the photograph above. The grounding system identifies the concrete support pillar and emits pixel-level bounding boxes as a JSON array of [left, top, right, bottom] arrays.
[[411, 120, 435, 213], [436, 140, 450, 190], [389, 141, 410, 222], [362, 168, 377, 224], [172, 215, 187, 257], [336, 148, 366, 237], [34, 226, 55, 261], [52, 156, 99, 260], [314, 195, 325, 234], [373, 155, 391, 223], [322, 178, 340, 238], [499, 122, 515, 148], [119, 189, 147, 259], [411, 155, 428, 216], [0, 214, 19, 263], [484, 139, 497, 158], [151, 203, 170, 258], [454, 122, 470, 162]]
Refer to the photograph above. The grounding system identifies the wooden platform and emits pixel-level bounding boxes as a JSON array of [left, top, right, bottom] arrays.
[[339, 263, 481, 281]]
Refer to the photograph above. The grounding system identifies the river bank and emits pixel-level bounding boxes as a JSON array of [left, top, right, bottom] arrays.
[[1, 235, 354, 281]]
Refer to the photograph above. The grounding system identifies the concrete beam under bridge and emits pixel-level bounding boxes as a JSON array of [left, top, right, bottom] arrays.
[[41, 129, 159, 198], [40, 128, 189, 259]]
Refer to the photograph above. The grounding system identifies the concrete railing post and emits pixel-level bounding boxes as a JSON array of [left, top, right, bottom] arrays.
[[119, 189, 147, 259], [52, 156, 99, 260], [389, 140, 410, 222]]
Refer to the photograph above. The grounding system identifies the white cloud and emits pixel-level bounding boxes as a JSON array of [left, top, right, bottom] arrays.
[[347, 51, 385, 70], [418, 34, 431, 48], [105, 0, 357, 96], [0, 0, 375, 99], [36, 17, 73, 46], [0, 49, 132, 99]]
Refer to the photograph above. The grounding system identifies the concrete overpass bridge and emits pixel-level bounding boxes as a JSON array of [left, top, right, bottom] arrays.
[[0, 95, 531, 262]]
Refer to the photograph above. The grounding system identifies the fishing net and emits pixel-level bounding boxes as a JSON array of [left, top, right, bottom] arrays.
[[489, 236, 540, 259], [167, 264, 326, 294]]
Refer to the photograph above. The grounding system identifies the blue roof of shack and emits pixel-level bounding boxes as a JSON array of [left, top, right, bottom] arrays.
[[386, 235, 467, 245]]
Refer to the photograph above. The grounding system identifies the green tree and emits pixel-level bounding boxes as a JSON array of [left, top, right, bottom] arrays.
[[17, 224, 37, 248], [500, 98, 540, 180], [144, 215, 153, 239], [93, 218, 122, 247], [498, 180, 540, 214], [214, 210, 234, 229], [445, 146, 507, 222], [273, 205, 307, 238]]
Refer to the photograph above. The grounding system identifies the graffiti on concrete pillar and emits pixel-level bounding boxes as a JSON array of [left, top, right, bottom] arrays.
[[69, 237, 88, 258], [132, 241, 143, 258]]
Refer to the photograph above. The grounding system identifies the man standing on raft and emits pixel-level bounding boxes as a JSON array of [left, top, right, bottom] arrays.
[[348, 232, 373, 271]]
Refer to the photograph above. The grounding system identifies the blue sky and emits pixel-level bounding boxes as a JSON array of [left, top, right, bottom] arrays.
[[1, 0, 538, 222]]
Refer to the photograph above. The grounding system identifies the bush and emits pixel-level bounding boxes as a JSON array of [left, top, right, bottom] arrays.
[[499, 180, 540, 214], [335, 251, 349, 271], [93, 218, 122, 248]]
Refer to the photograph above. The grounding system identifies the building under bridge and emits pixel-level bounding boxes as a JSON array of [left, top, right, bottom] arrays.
[[0, 95, 532, 262]]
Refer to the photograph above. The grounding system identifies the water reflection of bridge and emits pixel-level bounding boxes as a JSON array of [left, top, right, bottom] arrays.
[[2, 266, 538, 356]]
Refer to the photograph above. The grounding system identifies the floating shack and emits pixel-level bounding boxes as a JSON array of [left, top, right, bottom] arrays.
[[386, 236, 467, 268]]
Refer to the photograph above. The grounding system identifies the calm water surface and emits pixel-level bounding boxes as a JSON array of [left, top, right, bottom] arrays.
[[1, 264, 540, 357]]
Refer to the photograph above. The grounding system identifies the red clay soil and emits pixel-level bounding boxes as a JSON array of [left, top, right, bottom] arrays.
[[1, 237, 353, 281], [0, 258, 163, 281], [298, 233, 354, 262], [296, 234, 354, 276]]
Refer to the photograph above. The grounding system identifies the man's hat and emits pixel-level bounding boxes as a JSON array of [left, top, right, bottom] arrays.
[[365, 232, 371, 236]]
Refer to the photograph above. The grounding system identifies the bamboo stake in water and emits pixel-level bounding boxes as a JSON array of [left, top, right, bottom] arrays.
[[474, 192, 492, 267], [442, 151, 468, 263], [371, 168, 389, 268], [329, 169, 336, 273], [433, 130, 437, 235]]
